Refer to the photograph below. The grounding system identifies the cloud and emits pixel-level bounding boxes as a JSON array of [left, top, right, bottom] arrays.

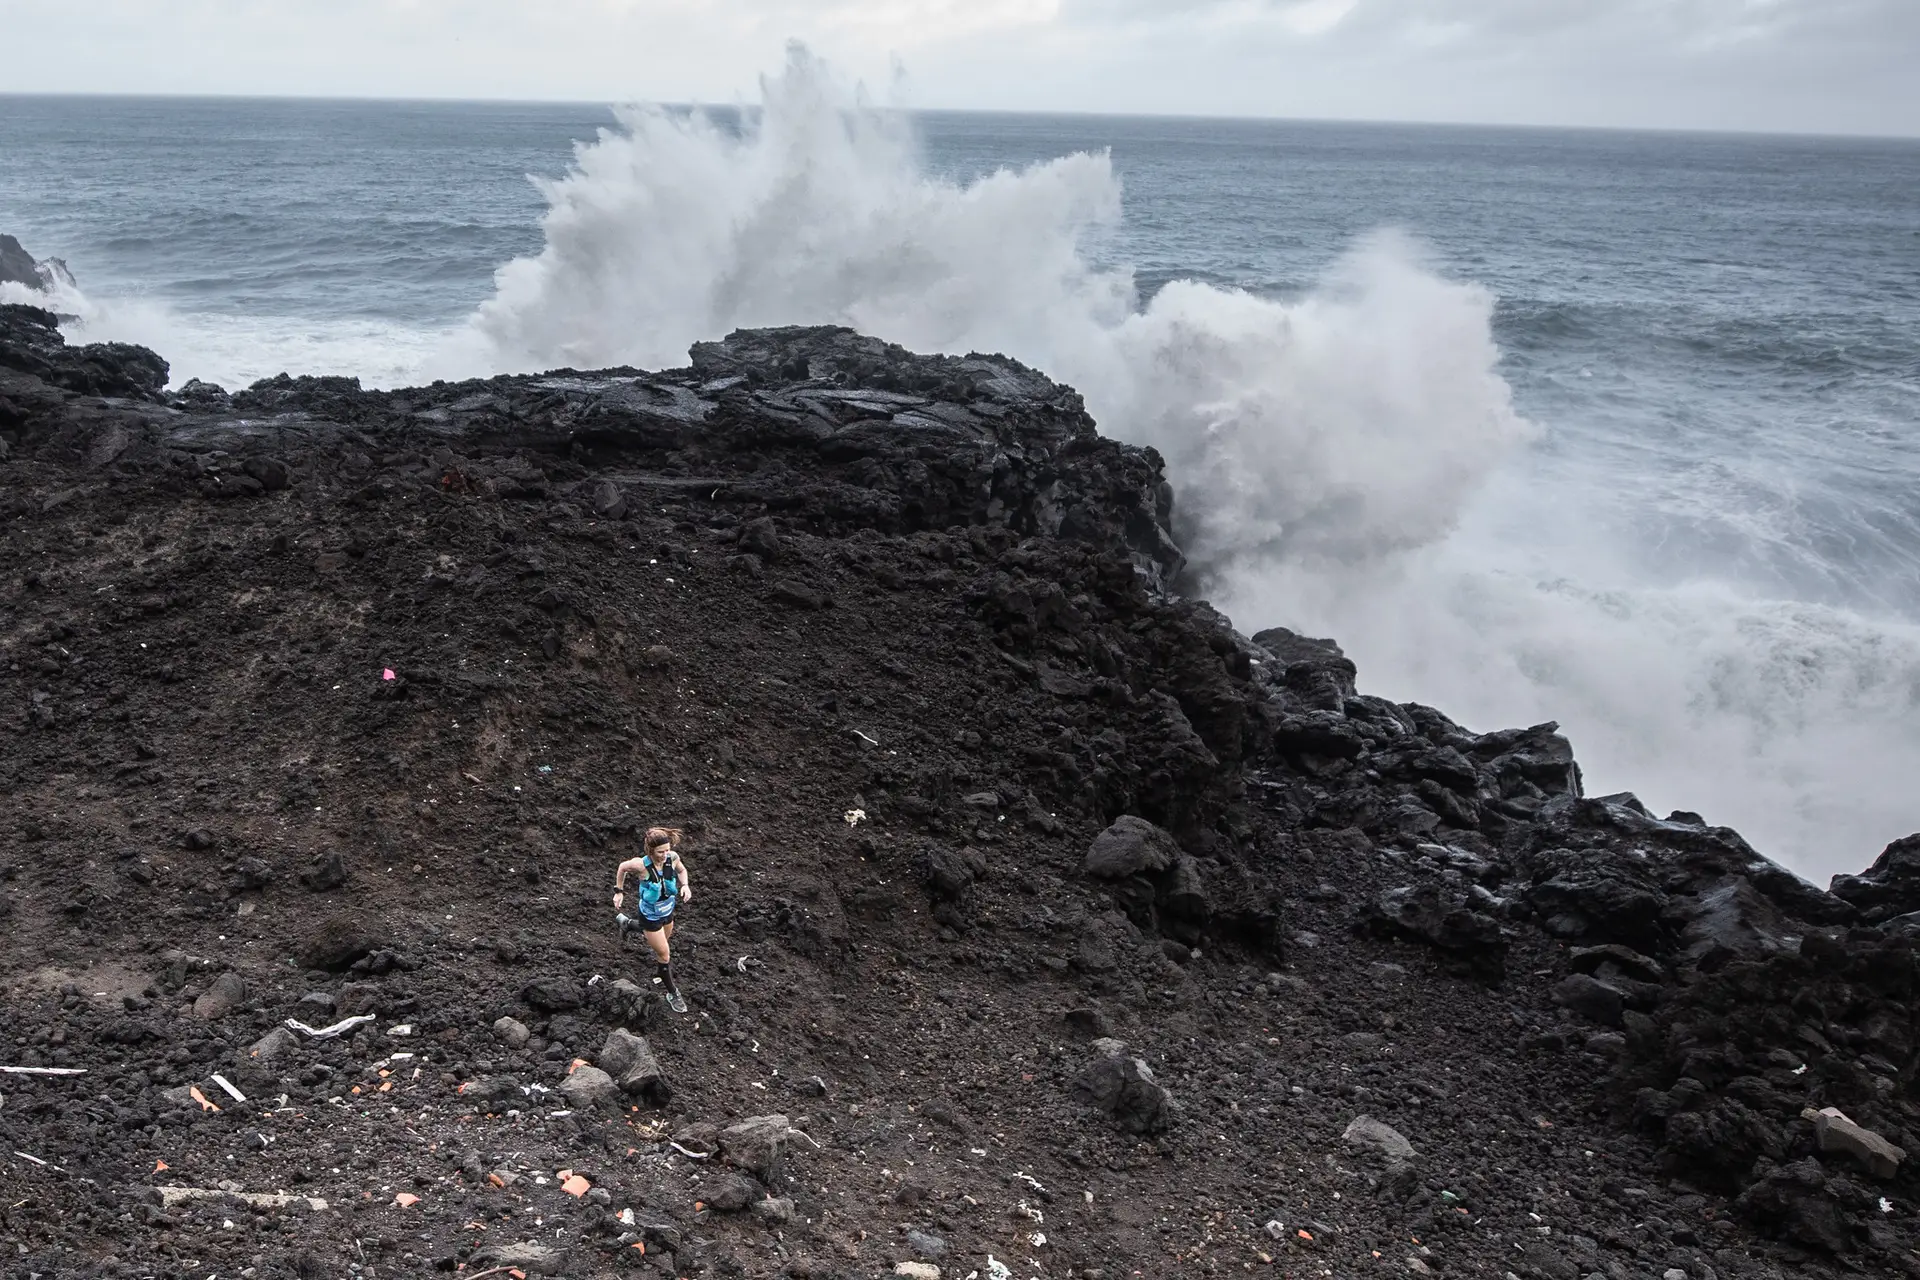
[[2, 0, 1915, 134]]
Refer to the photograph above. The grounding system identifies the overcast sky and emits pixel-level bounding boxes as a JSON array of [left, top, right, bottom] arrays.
[[7, 0, 1917, 136]]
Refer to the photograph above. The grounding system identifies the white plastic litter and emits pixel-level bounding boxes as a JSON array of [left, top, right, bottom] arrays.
[[209, 1073, 246, 1103], [284, 1014, 376, 1040]]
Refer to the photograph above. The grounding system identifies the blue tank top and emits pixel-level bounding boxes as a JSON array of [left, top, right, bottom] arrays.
[[635, 854, 680, 921]]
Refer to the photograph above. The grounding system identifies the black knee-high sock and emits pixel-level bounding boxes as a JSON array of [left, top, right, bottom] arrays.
[[656, 960, 676, 992]]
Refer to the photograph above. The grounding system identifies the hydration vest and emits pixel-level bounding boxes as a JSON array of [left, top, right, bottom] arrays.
[[634, 852, 680, 921]]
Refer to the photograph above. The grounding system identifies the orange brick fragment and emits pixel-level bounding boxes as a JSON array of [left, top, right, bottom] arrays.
[[561, 1175, 591, 1197], [395, 1192, 421, 1207]]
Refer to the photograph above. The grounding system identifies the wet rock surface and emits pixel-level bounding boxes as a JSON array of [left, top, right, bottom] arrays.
[[1, 310, 1918, 1277]]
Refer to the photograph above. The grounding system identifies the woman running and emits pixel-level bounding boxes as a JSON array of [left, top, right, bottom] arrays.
[[612, 827, 694, 1014]]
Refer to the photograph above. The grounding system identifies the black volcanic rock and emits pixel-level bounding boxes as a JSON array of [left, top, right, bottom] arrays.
[[0, 301, 168, 401], [0, 234, 42, 290], [1831, 833, 1920, 918]]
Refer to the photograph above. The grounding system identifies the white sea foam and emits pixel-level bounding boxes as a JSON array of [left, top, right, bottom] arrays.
[[2, 275, 438, 391], [438, 44, 1920, 881]]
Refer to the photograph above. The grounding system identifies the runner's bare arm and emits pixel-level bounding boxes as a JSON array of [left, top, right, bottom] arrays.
[[674, 855, 692, 904], [612, 857, 646, 906]]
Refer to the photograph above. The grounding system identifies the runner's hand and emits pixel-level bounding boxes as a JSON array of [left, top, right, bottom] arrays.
[[613, 892, 623, 909], [680, 886, 693, 905]]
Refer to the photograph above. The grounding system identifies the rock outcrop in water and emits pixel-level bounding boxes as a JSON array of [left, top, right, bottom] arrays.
[[3, 297, 1918, 1278], [0, 232, 77, 296]]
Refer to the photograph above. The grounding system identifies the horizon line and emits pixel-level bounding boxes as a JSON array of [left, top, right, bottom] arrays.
[[3, 89, 1916, 145]]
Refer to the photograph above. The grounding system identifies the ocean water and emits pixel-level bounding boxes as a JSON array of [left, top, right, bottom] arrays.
[[3, 61, 1917, 882]]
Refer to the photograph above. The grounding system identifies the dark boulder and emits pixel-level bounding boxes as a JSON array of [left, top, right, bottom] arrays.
[[1567, 943, 1666, 984], [1084, 815, 1181, 879], [1071, 1045, 1176, 1135], [1475, 722, 1582, 798], [1663, 1098, 1788, 1186], [704, 1175, 761, 1213], [297, 914, 386, 971], [463, 1076, 526, 1108], [1677, 877, 1797, 972], [1367, 884, 1507, 977], [738, 516, 781, 560], [1253, 627, 1357, 712], [1271, 710, 1366, 761], [1735, 1158, 1854, 1253], [1551, 973, 1625, 1028], [1, 302, 169, 401], [1159, 855, 1211, 926], [1831, 834, 1920, 919], [1525, 863, 1667, 951], [0, 234, 44, 290], [919, 843, 987, 902], [299, 850, 350, 891], [521, 976, 584, 1012]]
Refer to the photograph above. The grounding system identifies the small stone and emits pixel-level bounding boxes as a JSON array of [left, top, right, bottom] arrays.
[[193, 972, 247, 1021], [704, 1175, 759, 1212], [739, 517, 781, 560], [1663, 1271, 1687, 1280], [590, 479, 627, 520], [247, 1027, 300, 1063], [769, 581, 826, 611], [719, 1114, 792, 1175], [559, 1065, 620, 1110], [474, 1241, 559, 1275], [895, 1264, 941, 1280], [492, 1016, 531, 1049], [1342, 1115, 1415, 1161], [752, 1196, 797, 1223], [906, 1228, 948, 1259], [464, 1076, 525, 1108]]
